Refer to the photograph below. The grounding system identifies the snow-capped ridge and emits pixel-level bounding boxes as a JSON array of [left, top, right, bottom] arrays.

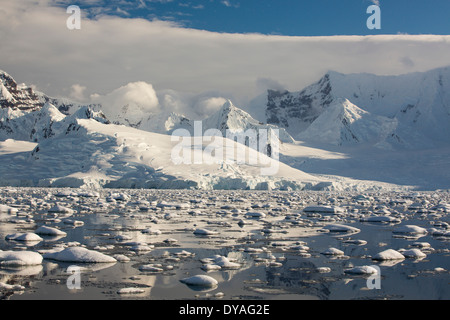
[[298, 98, 398, 146], [0, 100, 111, 142], [202, 100, 295, 144], [250, 66, 450, 148]]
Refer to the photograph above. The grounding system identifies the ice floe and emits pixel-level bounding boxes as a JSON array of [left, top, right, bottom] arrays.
[[344, 265, 379, 275], [43, 247, 117, 263], [372, 249, 405, 261], [321, 224, 360, 234], [5, 232, 43, 242], [180, 275, 218, 287], [393, 225, 428, 235], [35, 226, 67, 237], [399, 248, 427, 259], [0, 250, 43, 266], [321, 248, 345, 256]]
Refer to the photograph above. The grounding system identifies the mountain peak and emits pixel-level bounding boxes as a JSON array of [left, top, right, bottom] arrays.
[[203, 100, 295, 143]]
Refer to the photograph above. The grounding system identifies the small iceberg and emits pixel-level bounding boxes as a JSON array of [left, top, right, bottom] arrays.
[[0, 250, 43, 267], [5, 232, 43, 242], [372, 249, 405, 261], [180, 275, 218, 288], [35, 226, 67, 237], [344, 265, 379, 275], [43, 247, 117, 263]]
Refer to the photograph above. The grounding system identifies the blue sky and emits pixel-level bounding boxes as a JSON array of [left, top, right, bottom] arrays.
[[54, 0, 450, 36]]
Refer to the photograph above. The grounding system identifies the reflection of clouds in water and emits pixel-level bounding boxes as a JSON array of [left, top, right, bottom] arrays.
[[0, 264, 43, 277]]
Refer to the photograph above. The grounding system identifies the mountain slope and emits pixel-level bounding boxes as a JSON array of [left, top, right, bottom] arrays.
[[0, 118, 335, 190], [297, 98, 398, 146], [0, 102, 109, 142], [0, 69, 101, 116], [202, 100, 295, 143], [248, 67, 450, 148]]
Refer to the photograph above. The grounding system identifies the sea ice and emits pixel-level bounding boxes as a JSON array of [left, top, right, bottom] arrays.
[[321, 248, 345, 256], [35, 225, 67, 237], [344, 265, 379, 275], [180, 275, 218, 287], [117, 288, 145, 295], [0, 282, 26, 291], [372, 249, 405, 261], [360, 216, 401, 223], [321, 224, 360, 233], [5, 232, 43, 242], [193, 228, 218, 236], [303, 205, 345, 215], [0, 204, 18, 214], [393, 225, 428, 235], [0, 250, 43, 266], [43, 247, 117, 263], [399, 248, 427, 259]]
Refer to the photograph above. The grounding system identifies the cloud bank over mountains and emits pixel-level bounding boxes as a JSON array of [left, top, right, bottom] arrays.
[[1, 0, 450, 119]]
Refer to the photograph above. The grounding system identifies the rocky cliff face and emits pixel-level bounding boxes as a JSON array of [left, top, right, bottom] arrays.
[[0, 70, 100, 115]]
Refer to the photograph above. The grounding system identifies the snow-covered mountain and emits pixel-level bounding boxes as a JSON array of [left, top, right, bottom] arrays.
[[0, 69, 101, 116], [0, 117, 332, 190], [1, 67, 449, 191], [0, 116, 409, 191], [138, 111, 193, 135], [201, 100, 294, 144], [247, 67, 450, 148], [0, 102, 109, 142], [0, 70, 43, 113], [297, 98, 398, 146], [100, 96, 294, 144]]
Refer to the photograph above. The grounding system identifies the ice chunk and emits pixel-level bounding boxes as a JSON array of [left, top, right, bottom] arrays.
[[360, 216, 401, 223], [139, 264, 164, 272], [35, 226, 67, 237], [321, 224, 360, 233], [5, 232, 43, 242], [213, 256, 240, 269], [180, 275, 218, 287], [245, 212, 266, 219], [0, 204, 18, 214], [117, 287, 145, 295], [48, 204, 73, 214], [372, 249, 405, 261], [400, 248, 427, 259], [393, 225, 428, 235], [0, 250, 43, 266], [43, 247, 117, 263], [344, 265, 379, 275], [0, 282, 26, 291], [321, 247, 345, 256], [303, 205, 345, 215], [193, 228, 218, 236]]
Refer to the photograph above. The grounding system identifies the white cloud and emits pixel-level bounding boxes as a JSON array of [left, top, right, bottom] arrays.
[[156, 89, 229, 119], [256, 77, 287, 93], [90, 81, 160, 120], [69, 84, 87, 102], [1, 0, 450, 118], [221, 0, 239, 8]]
